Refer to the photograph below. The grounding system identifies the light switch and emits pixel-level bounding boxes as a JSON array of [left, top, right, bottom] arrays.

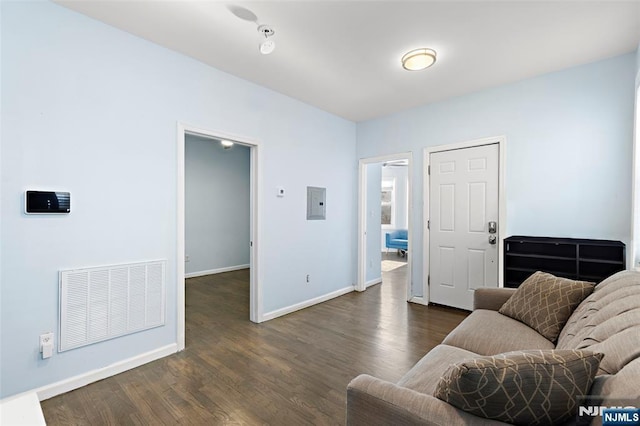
[[277, 187, 285, 197]]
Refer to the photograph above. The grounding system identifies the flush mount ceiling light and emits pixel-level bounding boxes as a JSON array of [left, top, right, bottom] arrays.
[[220, 140, 234, 149], [258, 25, 275, 55], [401, 48, 437, 71]]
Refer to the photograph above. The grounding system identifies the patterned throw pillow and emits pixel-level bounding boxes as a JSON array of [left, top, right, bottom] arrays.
[[434, 349, 603, 426], [498, 271, 594, 342]]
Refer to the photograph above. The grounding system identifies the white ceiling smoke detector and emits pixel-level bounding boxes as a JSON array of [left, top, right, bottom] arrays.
[[258, 25, 275, 55]]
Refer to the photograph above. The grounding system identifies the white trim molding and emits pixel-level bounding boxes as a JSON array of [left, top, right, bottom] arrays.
[[409, 296, 427, 306], [34, 344, 178, 401], [366, 277, 383, 288], [630, 69, 640, 269], [185, 264, 250, 279], [423, 136, 507, 304], [262, 286, 354, 322]]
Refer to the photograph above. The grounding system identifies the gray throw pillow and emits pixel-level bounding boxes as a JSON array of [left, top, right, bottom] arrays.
[[499, 271, 594, 342], [434, 349, 603, 426]]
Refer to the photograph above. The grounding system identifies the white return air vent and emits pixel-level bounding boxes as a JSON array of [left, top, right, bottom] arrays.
[[59, 260, 165, 352]]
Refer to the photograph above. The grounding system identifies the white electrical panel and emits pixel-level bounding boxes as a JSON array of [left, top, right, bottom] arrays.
[[307, 187, 326, 220]]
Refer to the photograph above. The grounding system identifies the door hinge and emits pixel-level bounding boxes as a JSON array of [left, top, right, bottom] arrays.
[[427, 220, 430, 230], [428, 165, 431, 175], [428, 275, 430, 285]]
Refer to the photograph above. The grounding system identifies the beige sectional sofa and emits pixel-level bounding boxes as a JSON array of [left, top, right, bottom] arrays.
[[347, 270, 640, 425]]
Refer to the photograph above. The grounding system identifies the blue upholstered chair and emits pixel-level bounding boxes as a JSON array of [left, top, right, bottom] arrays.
[[385, 229, 408, 256]]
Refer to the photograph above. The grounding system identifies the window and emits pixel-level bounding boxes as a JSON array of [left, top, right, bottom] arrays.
[[381, 179, 395, 226]]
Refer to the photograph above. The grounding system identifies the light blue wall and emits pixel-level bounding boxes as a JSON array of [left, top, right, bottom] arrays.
[[365, 164, 382, 283], [0, 1, 356, 398], [357, 54, 636, 296], [185, 135, 250, 274]]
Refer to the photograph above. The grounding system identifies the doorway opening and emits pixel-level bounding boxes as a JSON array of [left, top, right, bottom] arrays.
[[177, 123, 261, 351], [358, 153, 413, 301], [381, 160, 410, 291], [184, 134, 250, 279]]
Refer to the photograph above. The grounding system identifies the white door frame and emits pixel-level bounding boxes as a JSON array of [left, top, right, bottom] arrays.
[[630, 77, 640, 270], [357, 152, 413, 301], [423, 136, 507, 304], [176, 122, 262, 351]]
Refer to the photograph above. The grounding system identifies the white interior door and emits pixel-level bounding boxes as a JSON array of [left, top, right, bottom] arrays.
[[429, 144, 499, 310]]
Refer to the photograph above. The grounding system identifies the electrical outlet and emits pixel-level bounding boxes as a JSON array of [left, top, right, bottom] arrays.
[[306, 274, 310, 283], [40, 332, 54, 359], [40, 332, 53, 348], [185, 255, 190, 262]]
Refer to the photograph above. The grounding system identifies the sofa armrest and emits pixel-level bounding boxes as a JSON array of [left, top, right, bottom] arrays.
[[473, 288, 517, 311], [347, 374, 503, 426]]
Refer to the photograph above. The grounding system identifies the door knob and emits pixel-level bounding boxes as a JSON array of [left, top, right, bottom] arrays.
[[489, 235, 497, 245]]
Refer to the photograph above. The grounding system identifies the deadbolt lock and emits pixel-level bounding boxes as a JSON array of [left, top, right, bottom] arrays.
[[488, 221, 497, 234]]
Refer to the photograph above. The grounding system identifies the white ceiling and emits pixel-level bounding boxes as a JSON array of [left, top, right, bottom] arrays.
[[55, 1, 640, 122]]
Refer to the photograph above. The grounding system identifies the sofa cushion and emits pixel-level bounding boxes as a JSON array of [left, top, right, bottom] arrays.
[[558, 272, 636, 348], [442, 310, 555, 355], [556, 270, 640, 375], [434, 349, 603, 426], [590, 357, 640, 404], [498, 271, 594, 342], [397, 344, 480, 395]]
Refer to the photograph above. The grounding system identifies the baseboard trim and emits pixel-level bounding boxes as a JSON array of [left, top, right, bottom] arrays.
[[262, 286, 355, 321], [366, 277, 382, 288], [35, 343, 178, 401], [185, 264, 249, 278], [409, 296, 427, 305]]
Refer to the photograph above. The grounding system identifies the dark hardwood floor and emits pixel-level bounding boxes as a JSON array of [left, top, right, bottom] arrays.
[[42, 258, 468, 425]]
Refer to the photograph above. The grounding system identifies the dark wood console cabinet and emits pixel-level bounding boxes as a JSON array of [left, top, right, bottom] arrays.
[[504, 236, 625, 288]]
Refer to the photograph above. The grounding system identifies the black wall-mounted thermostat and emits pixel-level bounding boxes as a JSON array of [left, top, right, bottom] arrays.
[[25, 191, 71, 214]]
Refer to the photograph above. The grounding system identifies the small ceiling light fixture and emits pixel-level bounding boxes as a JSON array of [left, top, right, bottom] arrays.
[[220, 140, 234, 149], [401, 48, 437, 71], [258, 25, 275, 55]]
